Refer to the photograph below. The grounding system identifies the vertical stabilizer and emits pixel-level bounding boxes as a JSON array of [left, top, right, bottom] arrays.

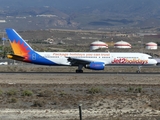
[[5, 28, 56, 65], [6, 28, 33, 56]]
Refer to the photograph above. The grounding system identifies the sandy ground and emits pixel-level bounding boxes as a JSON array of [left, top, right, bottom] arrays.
[[0, 65, 159, 120]]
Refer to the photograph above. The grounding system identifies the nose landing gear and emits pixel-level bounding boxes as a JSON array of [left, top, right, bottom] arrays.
[[136, 66, 141, 73]]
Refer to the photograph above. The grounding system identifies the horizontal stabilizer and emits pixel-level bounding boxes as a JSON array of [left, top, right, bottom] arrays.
[[7, 54, 24, 61]]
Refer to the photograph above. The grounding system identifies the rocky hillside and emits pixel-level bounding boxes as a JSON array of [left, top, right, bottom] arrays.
[[1, 0, 160, 30]]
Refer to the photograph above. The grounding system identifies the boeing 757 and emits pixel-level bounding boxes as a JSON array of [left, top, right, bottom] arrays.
[[5, 28, 157, 73]]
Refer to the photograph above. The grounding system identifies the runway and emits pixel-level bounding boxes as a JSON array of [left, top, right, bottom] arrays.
[[0, 65, 159, 85], [1, 64, 160, 74], [0, 72, 159, 85], [0, 71, 160, 74]]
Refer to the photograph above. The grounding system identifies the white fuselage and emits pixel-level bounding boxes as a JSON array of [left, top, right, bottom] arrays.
[[36, 52, 157, 66]]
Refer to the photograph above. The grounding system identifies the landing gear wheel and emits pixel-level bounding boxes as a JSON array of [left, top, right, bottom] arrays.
[[76, 65, 84, 73], [136, 66, 141, 73], [76, 70, 83, 73], [136, 70, 140, 73]]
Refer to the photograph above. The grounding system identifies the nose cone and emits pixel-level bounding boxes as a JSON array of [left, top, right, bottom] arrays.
[[154, 58, 160, 65], [154, 59, 158, 65], [152, 59, 158, 66], [148, 58, 157, 66]]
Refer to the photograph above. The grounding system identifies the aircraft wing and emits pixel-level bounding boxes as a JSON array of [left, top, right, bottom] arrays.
[[67, 57, 106, 71], [67, 57, 93, 66]]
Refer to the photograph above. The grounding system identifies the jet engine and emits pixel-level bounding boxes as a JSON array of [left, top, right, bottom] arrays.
[[86, 62, 105, 70]]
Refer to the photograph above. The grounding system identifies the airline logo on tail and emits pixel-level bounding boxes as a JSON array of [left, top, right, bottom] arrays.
[[6, 29, 34, 62], [6, 29, 57, 65]]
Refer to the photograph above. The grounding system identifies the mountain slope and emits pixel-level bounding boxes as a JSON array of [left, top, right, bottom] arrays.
[[1, 0, 160, 29]]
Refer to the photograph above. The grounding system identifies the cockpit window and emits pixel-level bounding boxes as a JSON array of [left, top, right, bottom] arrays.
[[148, 57, 153, 59]]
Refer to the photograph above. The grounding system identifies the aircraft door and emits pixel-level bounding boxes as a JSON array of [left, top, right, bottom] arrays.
[[110, 55, 114, 64]]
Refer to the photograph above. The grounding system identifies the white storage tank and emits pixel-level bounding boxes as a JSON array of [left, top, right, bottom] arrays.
[[90, 41, 108, 50], [145, 42, 157, 50], [114, 40, 131, 48]]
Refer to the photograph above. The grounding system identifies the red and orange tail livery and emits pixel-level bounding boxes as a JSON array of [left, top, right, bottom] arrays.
[[6, 29, 34, 62], [6, 29, 33, 55], [6, 28, 56, 65]]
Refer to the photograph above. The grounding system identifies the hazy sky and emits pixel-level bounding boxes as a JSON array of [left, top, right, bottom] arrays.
[[0, 0, 159, 8], [0, 0, 107, 8], [0, 0, 160, 14]]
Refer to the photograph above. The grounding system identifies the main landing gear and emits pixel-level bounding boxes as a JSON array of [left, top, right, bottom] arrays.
[[76, 69, 83, 73], [136, 66, 141, 73], [76, 65, 83, 73]]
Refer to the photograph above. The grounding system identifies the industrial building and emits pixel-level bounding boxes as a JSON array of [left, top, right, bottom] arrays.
[[114, 41, 131, 48], [145, 42, 158, 50], [90, 41, 108, 50]]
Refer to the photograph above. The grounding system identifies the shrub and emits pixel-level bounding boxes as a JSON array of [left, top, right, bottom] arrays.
[[9, 97, 17, 103], [126, 86, 134, 92], [7, 89, 17, 96], [59, 91, 67, 97], [37, 90, 53, 97], [87, 86, 103, 94], [0, 90, 3, 96], [125, 86, 143, 93], [32, 100, 45, 107], [22, 90, 33, 96], [135, 86, 142, 93]]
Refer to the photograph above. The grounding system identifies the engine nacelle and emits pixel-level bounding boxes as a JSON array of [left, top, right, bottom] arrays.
[[86, 62, 105, 70]]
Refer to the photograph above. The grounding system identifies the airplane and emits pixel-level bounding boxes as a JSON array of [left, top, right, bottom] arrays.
[[5, 28, 157, 73]]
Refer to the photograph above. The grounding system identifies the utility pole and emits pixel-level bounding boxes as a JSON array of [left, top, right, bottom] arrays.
[[79, 104, 82, 120]]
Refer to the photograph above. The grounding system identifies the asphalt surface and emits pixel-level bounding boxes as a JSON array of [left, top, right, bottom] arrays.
[[0, 71, 160, 74]]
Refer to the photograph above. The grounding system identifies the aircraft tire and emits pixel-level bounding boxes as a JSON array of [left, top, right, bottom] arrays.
[[76, 70, 83, 73], [136, 70, 140, 73]]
